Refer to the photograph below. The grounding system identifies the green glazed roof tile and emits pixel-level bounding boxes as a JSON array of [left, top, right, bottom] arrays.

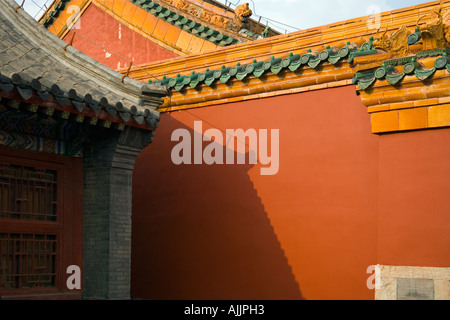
[[167, 13, 180, 23], [402, 61, 416, 74], [307, 57, 321, 69], [152, 45, 445, 93], [338, 46, 351, 58], [245, 60, 259, 74], [357, 76, 376, 90], [281, 53, 299, 68], [268, 57, 283, 74], [328, 55, 341, 65], [434, 55, 449, 69], [188, 71, 203, 88], [386, 72, 405, 85], [204, 69, 217, 86], [319, 46, 333, 61], [407, 27, 421, 45], [352, 71, 374, 84], [206, 29, 218, 37], [219, 65, 232, 83], [214, 65, 230, 80], [168, 74, 186, 89], [360, 36, 375, 52], [415, 68, 436, 81], [300, 51, 312, 64], [253, 66, 266, 78], [416, 48, 450, 58], [288, 60, 302, 72], [283, 53, 302, 72], [183, 72, 197, 85], [236, 64, 249, 81], [158, 10, 171, 19], [374, 67, 386, 79], [229, 65, 239, 77]]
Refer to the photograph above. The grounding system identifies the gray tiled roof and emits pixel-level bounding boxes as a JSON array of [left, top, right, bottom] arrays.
[[0, 0, 168, 130]]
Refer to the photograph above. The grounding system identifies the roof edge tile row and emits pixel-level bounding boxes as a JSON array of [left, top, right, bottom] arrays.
[[1, 0, 168, 131], [40, 0, 267, 48], [123, 0, 450, 80]]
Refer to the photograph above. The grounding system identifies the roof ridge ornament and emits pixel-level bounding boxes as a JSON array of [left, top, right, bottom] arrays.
[[418, 8, 450, 51], [373, 25, 412, 58], [227, 3, 253, 33]]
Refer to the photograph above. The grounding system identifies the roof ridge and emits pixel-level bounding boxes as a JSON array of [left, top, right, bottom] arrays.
[[149, 39, 450, 93], [130, 0, 240, 46], [41, 0, 264, 47], [7, 1, 140, 93], [1, 0, 168, 131], [122, 1, 448, 76]]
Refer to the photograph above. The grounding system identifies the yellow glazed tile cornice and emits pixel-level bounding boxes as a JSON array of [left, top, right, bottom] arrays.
[[40, 1, 450, 134], [122, 1, 450, 81]]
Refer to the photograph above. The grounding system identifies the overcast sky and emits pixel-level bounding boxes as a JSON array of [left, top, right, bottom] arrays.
[[18, 0, 429, 32]]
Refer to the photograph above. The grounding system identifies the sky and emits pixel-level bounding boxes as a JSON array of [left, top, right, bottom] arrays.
[[215, 0, 429, 33], [17, 0, 430, 33]]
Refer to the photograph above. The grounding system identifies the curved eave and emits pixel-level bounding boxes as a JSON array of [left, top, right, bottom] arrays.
[[123, 1, 449, 81], [0, 73, 163, 131], [113, 1, 450, 135], [40, 0, 255, 56], [2, 0, 168, 132]]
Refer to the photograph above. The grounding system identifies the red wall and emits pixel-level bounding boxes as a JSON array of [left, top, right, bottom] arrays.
[[63, 4, 178, 70], [131, 85, 450, 300], [133, 86, 375, 300], [378, 130, 450, 267]]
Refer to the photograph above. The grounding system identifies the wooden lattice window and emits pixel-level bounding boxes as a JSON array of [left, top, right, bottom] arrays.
[[0, 233, 57, 289], [0, 164, 58, 221], [0, 147, 83, 299]]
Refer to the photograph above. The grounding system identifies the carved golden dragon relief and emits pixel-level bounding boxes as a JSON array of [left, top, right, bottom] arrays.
[[160, 0, 254, 33], [162, 0, 229, 29], [419, 8, 450, 50], [373, 25, 412, 57], [372, 8, 450, 57], [446, 11, 450, 44]]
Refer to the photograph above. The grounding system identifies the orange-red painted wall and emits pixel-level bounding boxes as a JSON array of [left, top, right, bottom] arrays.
[[63, 4, 178, 70], [131, 85, 450, 300], [378, 130, 450, 267]]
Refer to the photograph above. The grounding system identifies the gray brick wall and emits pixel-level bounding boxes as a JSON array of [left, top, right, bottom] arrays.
[[82, 127, 153, 300]]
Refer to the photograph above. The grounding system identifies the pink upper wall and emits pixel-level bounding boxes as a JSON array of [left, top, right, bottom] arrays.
[[63, 4, 178, 70]]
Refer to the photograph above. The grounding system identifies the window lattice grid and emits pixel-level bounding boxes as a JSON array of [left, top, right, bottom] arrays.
[[0, 233, 57, 290], [0, 163, 58, 221]]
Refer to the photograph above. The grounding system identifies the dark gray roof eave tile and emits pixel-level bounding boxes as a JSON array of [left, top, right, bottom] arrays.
[[0, 0, 167, 129]]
